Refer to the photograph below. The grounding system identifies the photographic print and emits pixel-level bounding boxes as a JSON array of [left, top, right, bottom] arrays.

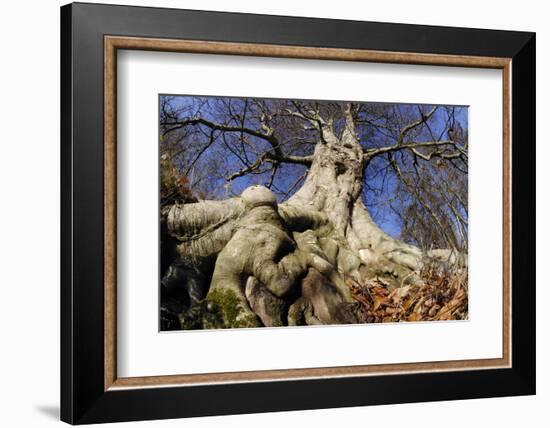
[[159, 95, 468, 331]]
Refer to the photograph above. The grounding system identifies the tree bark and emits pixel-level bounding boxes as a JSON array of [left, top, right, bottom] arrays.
[[162, 111, 451, 329]]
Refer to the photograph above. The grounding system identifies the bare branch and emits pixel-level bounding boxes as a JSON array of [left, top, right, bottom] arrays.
[[162, 117, 274, 142], [164, 116, 313, 173], [398, 106, 438, 143], [388, 156, 458, 251], [184, 129, 218, 175], [291, 101, 329, 144], [226, 151, 313, 182], [226, 155, 267, 181], [363, 139, 458, 160]]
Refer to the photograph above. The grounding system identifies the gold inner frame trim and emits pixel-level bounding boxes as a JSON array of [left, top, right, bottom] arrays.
[[104, 35, 512, 391]]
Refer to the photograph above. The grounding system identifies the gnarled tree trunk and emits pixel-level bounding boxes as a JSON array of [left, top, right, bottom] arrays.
[[160, 100, 467, 330], [163, 111, 431, 329]]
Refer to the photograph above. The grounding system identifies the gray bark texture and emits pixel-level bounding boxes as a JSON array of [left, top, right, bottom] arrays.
[[161, 107, 464, 329]]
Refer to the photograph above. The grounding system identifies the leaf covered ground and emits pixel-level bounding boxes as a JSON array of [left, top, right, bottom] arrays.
[[348, 267, 468, 323]]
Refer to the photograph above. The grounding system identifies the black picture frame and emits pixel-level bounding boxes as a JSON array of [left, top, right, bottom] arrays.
[[61, 2, 535, 424]]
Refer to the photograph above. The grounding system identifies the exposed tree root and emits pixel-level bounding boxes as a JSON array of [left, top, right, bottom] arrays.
[[161, 185, 464, 330]]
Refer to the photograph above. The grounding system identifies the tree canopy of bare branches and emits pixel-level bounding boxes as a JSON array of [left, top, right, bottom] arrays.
[[159, 95, 468, 330]]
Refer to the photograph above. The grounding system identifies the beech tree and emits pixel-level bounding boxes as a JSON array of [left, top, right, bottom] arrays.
[[159, 96, 468, 329]]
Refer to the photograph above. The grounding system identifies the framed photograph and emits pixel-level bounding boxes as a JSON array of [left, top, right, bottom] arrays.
[[61, 2, 535, 424]]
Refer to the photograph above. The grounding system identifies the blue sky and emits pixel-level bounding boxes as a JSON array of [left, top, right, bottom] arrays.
[[160, 95, 468, 239]]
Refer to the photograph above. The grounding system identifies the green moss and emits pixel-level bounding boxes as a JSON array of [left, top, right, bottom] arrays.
[[205, 288, 261, 329], [208, 288, 241, 322], [234, 313, 261, 329]]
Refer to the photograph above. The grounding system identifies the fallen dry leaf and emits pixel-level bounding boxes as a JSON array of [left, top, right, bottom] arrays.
[[349, 267, 468, 324]]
